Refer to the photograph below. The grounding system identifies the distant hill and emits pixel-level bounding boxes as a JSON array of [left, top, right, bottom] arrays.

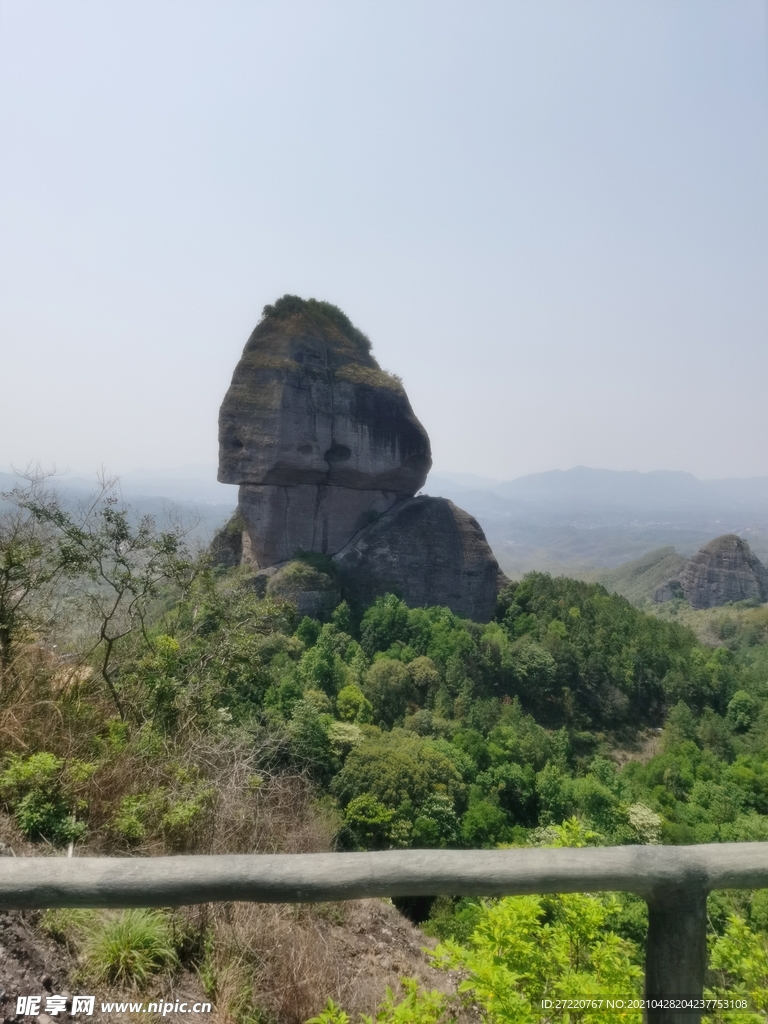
[[584, 547, 688, 605], [0, 468, 236, 550], [424, 467, 768, 577]]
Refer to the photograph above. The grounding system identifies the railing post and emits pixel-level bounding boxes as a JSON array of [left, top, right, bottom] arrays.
[[645, 885, 708, 1024]]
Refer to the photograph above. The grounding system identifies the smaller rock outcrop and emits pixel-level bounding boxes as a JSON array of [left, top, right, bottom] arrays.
[[334, 497, 506, 622], [653, 534, 768, 609], [265, 561, 341, 619]]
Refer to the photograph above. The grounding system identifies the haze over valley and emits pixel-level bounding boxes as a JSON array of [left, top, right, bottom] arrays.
[[6, 462, 767, 591]]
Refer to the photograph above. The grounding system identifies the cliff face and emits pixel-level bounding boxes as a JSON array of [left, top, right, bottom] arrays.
[[216, 296, 506, 620], [654, 534, 768, 609], [219, 297, 431, 493]]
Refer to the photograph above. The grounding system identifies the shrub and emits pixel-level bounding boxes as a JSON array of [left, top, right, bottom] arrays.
[[14, 792, 86, 844], [257, 295, 372, 357], [411, 795, 460, 849], [161, 791, 214, 851], [728, 690, 757, 731], [0, 752, 87, 844], [331, 733, 464, 816], [429, 892, 642, 1022]]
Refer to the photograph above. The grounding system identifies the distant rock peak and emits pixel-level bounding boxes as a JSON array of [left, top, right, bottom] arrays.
[[654, 533, 768, 609]]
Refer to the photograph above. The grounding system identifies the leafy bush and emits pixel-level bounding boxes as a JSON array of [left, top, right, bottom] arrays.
[[308, 980, 450, 1024], [707, 915, 768, 1017], [342, 794, 394, 850], [728, 690, 757, 732], [429, 891, 642, 1023], [0, 752, 88, 844]]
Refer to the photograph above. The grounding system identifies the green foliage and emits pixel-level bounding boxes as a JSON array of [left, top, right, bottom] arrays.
[[707, 915, 768, 1019], [342, 794, 394, 850], [160, 791, 214, 851], [297, 615, 322, 647], [307, 981, 450, 1024], [360, 595, 410, 657], [327, 721, 364, 759], [411, 794, 461, 848], [307, 1001, 351, 1024], [0, 752, 88, 844], [43, 907, 179, 990], [728, 690, 757, 732], [750, 890, 768, 932], [336, 684, 373, 723], [358, 980, 450, 1023], [299, 624, 349, 696], [430, 892, 642, 1023], [363, 659, 415, 727], [321, 866, 643, 1024], [289, 699, 337, 782], [475, 761, 536, 825], [10, 517, 768, 1018], [332, 732, 464, 819], [257, 295, 373, 357], [460, 798, 510, 847], [109, 783, 214, 850]]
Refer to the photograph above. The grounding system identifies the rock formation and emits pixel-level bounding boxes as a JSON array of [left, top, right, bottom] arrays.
[[653, 534, 768, 609], [216, 295, 506, 620], [334, 496, 506, 623]]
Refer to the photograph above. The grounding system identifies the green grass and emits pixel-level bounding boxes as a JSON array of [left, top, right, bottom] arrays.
[[82, 909, 179, 988]]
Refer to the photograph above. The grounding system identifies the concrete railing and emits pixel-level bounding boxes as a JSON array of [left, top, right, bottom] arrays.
[[3, 843, 768, 1023]]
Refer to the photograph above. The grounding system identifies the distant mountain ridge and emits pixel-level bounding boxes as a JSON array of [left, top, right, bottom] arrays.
[[424, 467, 768, 577], [429, 466, 768, 509], [0, 465, 235, 507], [0, 469, 236, 549]]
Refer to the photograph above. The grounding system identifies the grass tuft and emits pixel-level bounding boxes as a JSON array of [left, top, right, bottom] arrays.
[[82, 909, 179, 989]]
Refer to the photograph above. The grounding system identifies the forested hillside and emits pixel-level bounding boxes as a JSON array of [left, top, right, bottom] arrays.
[[2, 481, 768, 1022]]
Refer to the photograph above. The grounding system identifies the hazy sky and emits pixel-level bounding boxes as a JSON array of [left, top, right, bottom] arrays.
[[1, 0, 767, 483]]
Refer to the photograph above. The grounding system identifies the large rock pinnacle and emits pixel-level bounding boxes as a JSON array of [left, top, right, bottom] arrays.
[[216, 295, 506, 620]]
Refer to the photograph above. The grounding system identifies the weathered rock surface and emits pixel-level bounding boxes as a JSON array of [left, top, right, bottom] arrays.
[[238, 483, 399, 567], [654, 534, 768, 609], [208, 512, 245, 569], [334, 497, 506, 622], [216, 295, 506, 620], [219, 297, 431, 494]]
